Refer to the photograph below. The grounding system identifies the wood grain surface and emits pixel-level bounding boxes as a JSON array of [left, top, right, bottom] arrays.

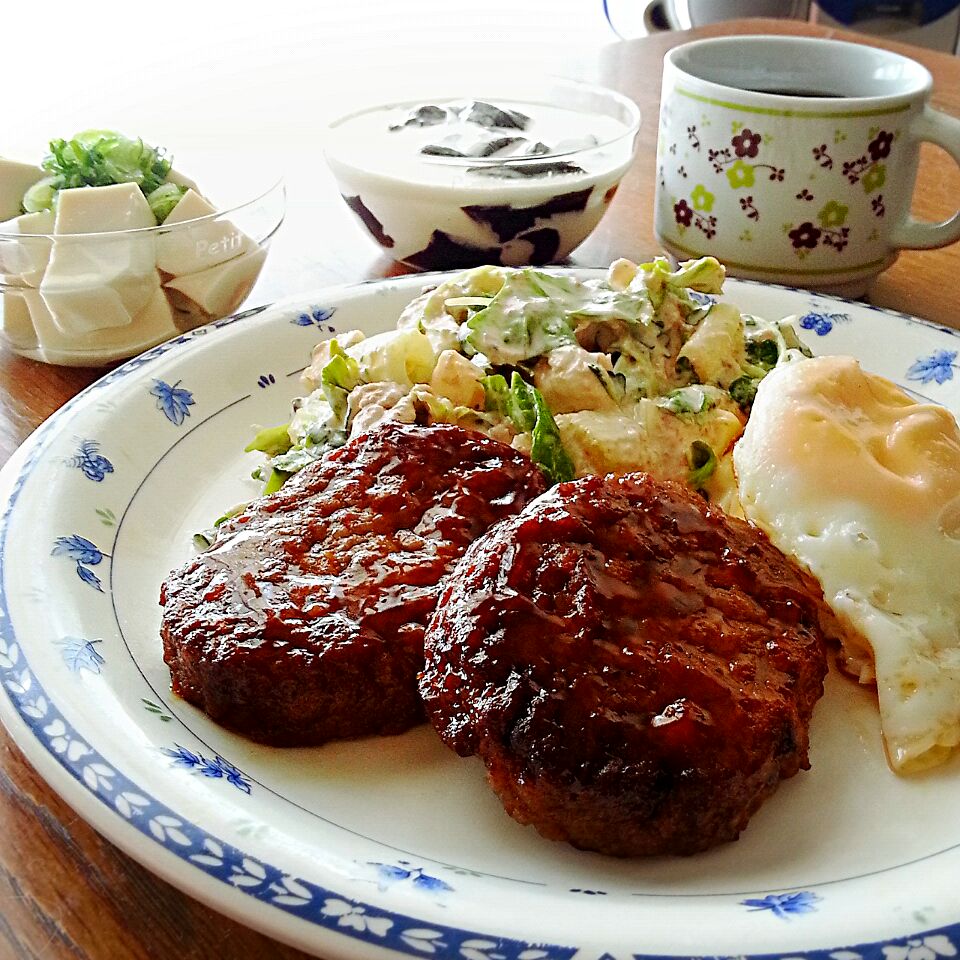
[[2, 18, 960, 960]]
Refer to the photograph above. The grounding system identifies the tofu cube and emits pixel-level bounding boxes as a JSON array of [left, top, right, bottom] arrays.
[[0, 209, 54, 286], [156, 188, 255, 277], [163, 244, 266, 327], [1, 291, 39, 352], [53, 182, 156, 234], [41, 184, 160, 334], [0, 159, 46, 221], [27, 284, 178, 364]]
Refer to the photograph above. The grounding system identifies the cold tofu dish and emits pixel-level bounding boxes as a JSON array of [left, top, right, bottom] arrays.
[[246, 256, 810, 508], [0, 130, 267, 364]]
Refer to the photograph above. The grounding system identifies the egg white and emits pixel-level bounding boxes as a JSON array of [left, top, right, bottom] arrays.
[[734, 354, 960, 773]]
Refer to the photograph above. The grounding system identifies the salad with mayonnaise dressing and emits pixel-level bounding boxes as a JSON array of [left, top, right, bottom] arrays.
[[241, 256, 809, 520]]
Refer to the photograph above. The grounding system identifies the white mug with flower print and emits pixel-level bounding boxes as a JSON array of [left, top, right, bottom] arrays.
[[655, 35, 960, 295]]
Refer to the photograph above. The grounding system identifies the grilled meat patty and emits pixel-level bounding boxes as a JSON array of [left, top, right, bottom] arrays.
[[160, 422, 547, 746], [420, 472, 836, 856]]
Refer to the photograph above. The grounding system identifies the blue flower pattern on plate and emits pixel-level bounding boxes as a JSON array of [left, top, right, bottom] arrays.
[[5, 284, 960, 960], [907, 349, 958, 385], [54, 637, 105, 674], [51, 535, 109, 592], [741, 890, 822, 918], [292, 306, 337, 330], [884, 934, 959, 960], [368, 861, 454, 895], [163, 745, 252, 794], [66, 439, 114, 481], [150, 379, 195, 425], [799, 311, 851, 336]]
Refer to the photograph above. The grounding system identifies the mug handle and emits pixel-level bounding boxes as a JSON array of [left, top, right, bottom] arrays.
[[890, 106, 960, 250]]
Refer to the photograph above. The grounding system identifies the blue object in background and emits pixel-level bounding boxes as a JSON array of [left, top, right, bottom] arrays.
[[817, 0, 960, 26]]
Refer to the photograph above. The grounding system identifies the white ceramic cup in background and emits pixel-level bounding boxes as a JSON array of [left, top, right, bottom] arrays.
[[654, 36, 960, 295]]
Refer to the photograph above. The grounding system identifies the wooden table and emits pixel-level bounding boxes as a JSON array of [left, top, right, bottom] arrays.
[[2, 18, 960, 960]]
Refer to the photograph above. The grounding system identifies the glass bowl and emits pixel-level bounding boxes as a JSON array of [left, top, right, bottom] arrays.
[[324, 77, 641, 271], [0, 177, 285, 366]]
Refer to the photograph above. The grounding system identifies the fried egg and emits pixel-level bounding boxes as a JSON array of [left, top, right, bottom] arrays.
[[733, 354, 960, 773]]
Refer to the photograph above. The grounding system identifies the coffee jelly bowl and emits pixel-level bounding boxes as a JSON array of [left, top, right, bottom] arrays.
[[0, 177, 285, 367], [324, 77, 641, 271]]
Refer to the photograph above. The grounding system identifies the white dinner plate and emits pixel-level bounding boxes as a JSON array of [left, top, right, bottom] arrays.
[[2, 271, 960, 960]]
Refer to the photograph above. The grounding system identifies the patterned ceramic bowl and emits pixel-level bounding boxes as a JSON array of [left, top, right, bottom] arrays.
[[324, 77, 641, 271]]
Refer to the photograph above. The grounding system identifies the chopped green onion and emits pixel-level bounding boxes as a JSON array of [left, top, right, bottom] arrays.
[[148, 182, 187, 223], [21, 130, 178, 223], [729, 375, 759, 411], [245, 423, 293, 457], [262, 467, 292, 496], [687, 440, 717, 489], [745, 337, 780, 371]]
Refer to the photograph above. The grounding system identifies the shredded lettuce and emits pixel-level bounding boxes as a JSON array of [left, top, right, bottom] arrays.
[[462, 269, 656, 365], [249, 389, 350, 495], [658, 385, 715, 416], [414, 390, 499, 433], [483, 372, 575, 485], [481, 373, 511, 417], [267, 442, 339, 476], [320, 341, 362, 420], [640, 256, 725, 311], [233, 255, 813, 521], [464, 272, 577, 364], [664, 257, 726, 293], [525, 270, 650, 323]]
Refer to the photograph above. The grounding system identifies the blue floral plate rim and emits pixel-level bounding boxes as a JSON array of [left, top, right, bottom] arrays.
[[1, 270, 959, 960]]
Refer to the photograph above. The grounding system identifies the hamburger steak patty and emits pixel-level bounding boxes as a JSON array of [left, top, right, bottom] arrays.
[[160, 422, 546, 746], [420, 472, 837, 856]]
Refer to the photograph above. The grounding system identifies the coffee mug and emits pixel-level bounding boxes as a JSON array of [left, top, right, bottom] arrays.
[[654, 36, 960, 295]]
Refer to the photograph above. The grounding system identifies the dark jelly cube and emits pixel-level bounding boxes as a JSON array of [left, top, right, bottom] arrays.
[[342, 195, 395, 248], [403, 230, 504, 270], [388, 104, 449, 130], [421, 144, 467, 157], [462, 101, 530, 131], [472, 136, 524, 157], [467, 161, 586, 179]]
